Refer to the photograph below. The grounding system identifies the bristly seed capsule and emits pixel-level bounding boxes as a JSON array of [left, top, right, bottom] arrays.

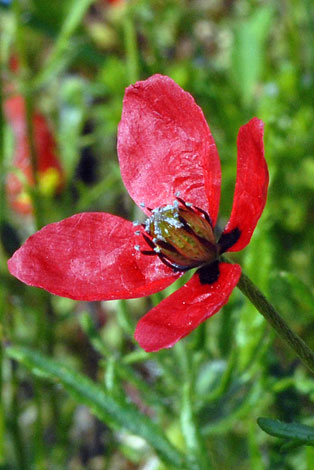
[[141, 198, 217, 271]]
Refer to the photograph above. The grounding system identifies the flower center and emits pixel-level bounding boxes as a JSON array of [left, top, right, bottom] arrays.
[[141, 198, 217, 271]]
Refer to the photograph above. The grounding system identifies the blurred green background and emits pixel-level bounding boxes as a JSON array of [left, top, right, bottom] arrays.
[[0, 0, 314, 469]]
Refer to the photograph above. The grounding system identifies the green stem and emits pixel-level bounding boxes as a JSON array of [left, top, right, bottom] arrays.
[[0, 23, 5, 231], [0, 21, 6, 466], [29, 306, 46, 470], [117, 299, 135, 335], [176, 342, 211, 470], [5, 307, 29, 469], [237, 271, 314, 375], [45, 297, 63, 459], [123, 11, 139, 83], [12, 0, 43, 229], [12, 3, 46, 466], [0, 294, 5, 467], [12, 5, 61, 467], [10, 359, 29, 470]]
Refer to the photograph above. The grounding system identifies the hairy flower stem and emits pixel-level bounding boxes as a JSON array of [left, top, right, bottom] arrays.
[[237, 271, 314, 375]]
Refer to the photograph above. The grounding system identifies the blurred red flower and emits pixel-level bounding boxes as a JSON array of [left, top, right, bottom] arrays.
[[5, 93, 63, 214], [8, 75, 268, 351], [104, 0, 123, 5]]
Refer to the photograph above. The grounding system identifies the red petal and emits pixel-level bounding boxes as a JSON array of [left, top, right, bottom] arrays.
[[8, 213, 180, 301], [118, 74, 221, 225], [134, 262, 241, 352], [220, 118, 268, 252]]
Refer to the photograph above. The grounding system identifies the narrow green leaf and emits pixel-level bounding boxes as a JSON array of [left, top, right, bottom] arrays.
[[80, 313, 166, 409], [248, 421, 264, 470], [236, 222, 273, 372], [34, 0, 94, 87], [180, 383, 209, 470], [196, 352, 236, 406], [6, 346, 185, 469], [280, 439, 307, 452], [279, 271, 314, 312], [202, 381, 262, 436], [75, 168, 121, 212], [116, 299, 136, 335], [231, 6, 273, 104], [257, 417, 314, 446], [57, 77, 86, 178]]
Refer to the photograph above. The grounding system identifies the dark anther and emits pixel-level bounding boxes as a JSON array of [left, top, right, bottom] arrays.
[[197, 261, 220, 285], [156, 240, 178, 252], [156, 253, 191, 272], [178, 216, 194, 234], [175, 196, 187, 206], [193, 205, 213, 226], [175, 197, 213, 226], [218, 228, 241, 253], [141, 250, 157, 256], [196, 236, 217, 252], [142, 234, 155, 249], [141, 232, 188, 270]]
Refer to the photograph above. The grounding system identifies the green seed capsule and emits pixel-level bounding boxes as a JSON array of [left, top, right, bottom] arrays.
[[145, 201, 217, 269]]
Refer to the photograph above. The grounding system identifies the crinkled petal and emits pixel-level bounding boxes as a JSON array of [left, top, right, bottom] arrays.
[[8, 213, 180, 301], [134, 262, 241, 352], [118, 74, 221, 225], [219, 118, 268, 253]]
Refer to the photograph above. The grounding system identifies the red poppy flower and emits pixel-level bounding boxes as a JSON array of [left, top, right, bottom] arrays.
[[8, 75, 268, 351], [103, 0, 123, 6], [5, 94, 64, 214]]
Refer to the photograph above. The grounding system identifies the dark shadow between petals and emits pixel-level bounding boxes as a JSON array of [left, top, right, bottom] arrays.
[[197, 260, 220, 285]]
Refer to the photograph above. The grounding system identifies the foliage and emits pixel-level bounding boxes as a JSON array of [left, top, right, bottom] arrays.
[[0, 0, 313, 469]]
